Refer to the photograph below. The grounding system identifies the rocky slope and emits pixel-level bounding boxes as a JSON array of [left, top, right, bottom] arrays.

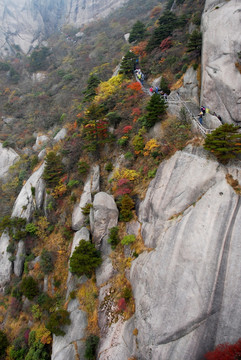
[[95, 146, 241, 359], [0, 0, 128, 55], [201, 0, 241, 124]]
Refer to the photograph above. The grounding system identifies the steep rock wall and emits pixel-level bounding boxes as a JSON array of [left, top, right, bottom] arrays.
[[201, 0, 241, 123], [128, 146, 241, 359], [0, 0, 127, 55]]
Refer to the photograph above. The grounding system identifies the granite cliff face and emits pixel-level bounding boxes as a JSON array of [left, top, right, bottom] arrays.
[[201, 0, 241, 123], [0, 0, 128, 55]]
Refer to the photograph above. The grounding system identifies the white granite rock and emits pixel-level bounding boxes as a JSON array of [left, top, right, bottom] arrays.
[[51, 299, 87, 360], [201, 0, 241, 123], [53, 128, 67, 142], [0, 143, 19, 180], [72, 165, 100, 230], [0, 232, 12, 291], [13, 240, 25, 277], [11, 163, 45, 221], [33, 135, 49, 151]]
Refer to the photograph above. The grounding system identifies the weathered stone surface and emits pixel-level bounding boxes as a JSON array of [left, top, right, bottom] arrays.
[[38, 148, 46, 160], [66, 227, 89, 298], [201, 0, 241, 123], [0, 142, 19, 180], [98, 318, 135, 360], [65, 0, 128, 27], [90, 192, 119, 249], [51, 299, 87, 360], [139, 145, 221, 247], [0, 0, 129, 56], [33, 135, 49, 151], [128, 146, 241, 359], [203, 113, 222, 129], [90, 192, 118, 286], [11, 163, 45, 221], [14, 240, 26, 277], [0, 232, 12, 291], [72, 165, 100, 230], [178, 67, 199, 104], [53, 128, 67, 142]]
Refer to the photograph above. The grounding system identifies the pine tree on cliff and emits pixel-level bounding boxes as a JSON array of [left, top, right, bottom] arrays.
[[145, 93, 167, 128], [204, 124, 241, 164], [187, 30, 202, 57], [146, 10, 178, 52], [129, 21, 146, 43], [83, 73, 101, 102], [43, 151, 64, 187], [119, 51, 137, 76]]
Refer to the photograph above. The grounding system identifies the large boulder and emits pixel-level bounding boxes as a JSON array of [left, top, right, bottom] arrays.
[[51, 299, 87, 360], [0, 232, 12, 291], [90, 192, 119, 248], [90, 192, 119, 286], [0, 143, 19, 180], [128, 146, 241, 359], [72, 165, 100, 230], [53, 128, 67, 142], [33, 135, 49, 151], [201, 0, 241, 123], [178, 67, 199, 104], [11, 163, 45, 221]]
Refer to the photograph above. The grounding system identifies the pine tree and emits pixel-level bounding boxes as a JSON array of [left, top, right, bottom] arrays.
[[43, 151, 64, 187], [204, 124, 241, 164], [187, 30, 202, 56], [69, 240, 102, 277], [145, 93, 167, 128], [129, 21, 146, 43], [146, 11, 178, 52], [83, 73, 100, 102], [119, 51, 137, 76]]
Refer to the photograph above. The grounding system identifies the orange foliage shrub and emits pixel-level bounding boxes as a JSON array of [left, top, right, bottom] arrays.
[[131, 41, 148, 58], [150, 5, 162, 18], [127, 82, 142, 92]]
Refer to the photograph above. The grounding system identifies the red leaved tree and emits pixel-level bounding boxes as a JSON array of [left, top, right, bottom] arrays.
[[204, 339, 241, 360], [160, 37, 172, 52]]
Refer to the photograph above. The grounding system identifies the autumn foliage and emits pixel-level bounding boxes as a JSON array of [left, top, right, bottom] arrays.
[[127, 81, 143, 93], [160, 37, 173, 52], [204, 339, 241, 360]]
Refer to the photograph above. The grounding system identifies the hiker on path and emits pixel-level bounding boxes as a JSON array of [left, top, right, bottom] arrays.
[[199, 111, 203, 125]]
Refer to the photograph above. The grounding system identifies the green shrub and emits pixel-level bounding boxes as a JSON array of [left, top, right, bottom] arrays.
[[43, 152, 64, 188], [122, 287, 132, 301], [117, 137, 129, 147], [124, 151, 134, 160], [119, 51, 137, 76], [81, 203, 93, 216], [0, 330, 8, 357], [78, 161, 90, 175], [46, 309, 71, 336], [67, 179, 79, 188], [148, 169, 157, 178], [69, 240, 102, 277], [204, 124, 241, 163], [84, 334, 99, 360], [20, 276, 39, 300], [119, 195, 135, 222], [121, 234, 136, 245], [25, 223, 37, 235], [105, 161, 113, 172], [40, 249, 54, 274], [107, 227, 119, 249], [145, 93, 167, 128], [129, 20, 146, 43]]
